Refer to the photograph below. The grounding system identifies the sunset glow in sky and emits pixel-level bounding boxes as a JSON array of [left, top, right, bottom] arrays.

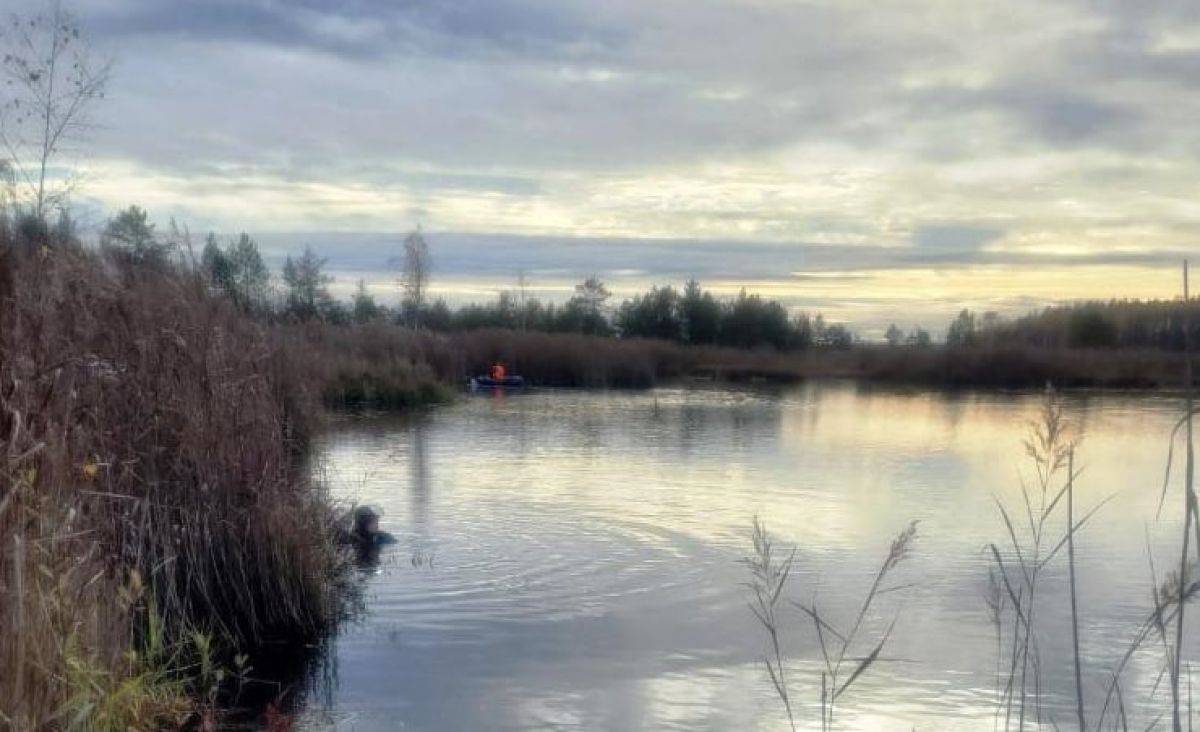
[[14, 0, 1200, 334]]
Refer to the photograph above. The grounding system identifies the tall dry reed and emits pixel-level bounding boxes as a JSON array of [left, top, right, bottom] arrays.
[[746, 517, 919, 730], [0, 223, 342, 727]]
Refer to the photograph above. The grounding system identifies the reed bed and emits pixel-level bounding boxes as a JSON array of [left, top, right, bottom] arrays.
[[410, 327, 1194, 391], [825, 344, 1187, 389], [0, 225, 343, 727], [276, 321, 454, 409]]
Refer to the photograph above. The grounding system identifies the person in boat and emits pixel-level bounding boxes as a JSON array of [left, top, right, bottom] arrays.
[[491, 362, 507, 381]]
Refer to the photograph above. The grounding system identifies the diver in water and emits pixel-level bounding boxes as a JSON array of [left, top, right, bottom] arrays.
[[353, 506, 397, 545], [342, 506, 397, 563]]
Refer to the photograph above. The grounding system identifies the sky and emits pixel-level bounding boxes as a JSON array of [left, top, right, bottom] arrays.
[[8, 0, 1200, 335]]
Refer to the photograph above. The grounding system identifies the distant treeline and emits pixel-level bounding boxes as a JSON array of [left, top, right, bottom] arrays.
[[934, 300, 1200, 351], [96, 206, 853, 351], [437, 280, 855, 350], [98, 205, 1200, 355]]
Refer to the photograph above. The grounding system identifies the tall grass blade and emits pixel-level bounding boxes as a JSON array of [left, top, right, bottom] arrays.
[[1173, 259, 1196, 732], [835, 620, 895, 699], [1067, 448, 1087, 731]]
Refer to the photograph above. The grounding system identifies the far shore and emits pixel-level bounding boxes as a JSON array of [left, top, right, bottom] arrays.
[[304, 324, 1194, 409]]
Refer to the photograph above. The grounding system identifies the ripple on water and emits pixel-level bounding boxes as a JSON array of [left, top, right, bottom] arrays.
[[360, 507, 731, 642]]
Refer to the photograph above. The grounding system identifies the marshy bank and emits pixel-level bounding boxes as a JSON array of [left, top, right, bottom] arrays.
[[414, 327, 1194, 390], [293, 323, 1199, 394], [0, 225, 357, 728]]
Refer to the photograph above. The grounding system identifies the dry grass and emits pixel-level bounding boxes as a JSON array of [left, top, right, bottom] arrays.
[[987, 376, 1200, 729], [0, 223, 343, 727], [413, 328, 1195, 391], [277, 321, 453, 408], [986, 387, 1085, 729], [745, 517, 919, 730], [839, 344, 1187, 389]]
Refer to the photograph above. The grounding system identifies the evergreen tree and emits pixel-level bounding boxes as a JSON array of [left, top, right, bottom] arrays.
[[885, 323, 904, 347], [946, 309, 978, 347], [226, 233, 270, 314], [617, 286, 682, 341], [282, 245, 333, 321], [352, 279, 382, 323], [680, 279, 721, 345], [102, 205, 168, 264], [563, 275, 611, 335]]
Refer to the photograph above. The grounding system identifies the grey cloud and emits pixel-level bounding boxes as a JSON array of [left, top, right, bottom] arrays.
[[913, 226, 1004, 252], [911, 83, 1140, 147], [251, 232, 1185, 285], [76, 0, 949, 175], [1011, 90, 1137, 144], [12, 0, 1200, 333], [84, 0, 618, 61], [74, 0, 1198, 184], [89, 3, 355, 54]]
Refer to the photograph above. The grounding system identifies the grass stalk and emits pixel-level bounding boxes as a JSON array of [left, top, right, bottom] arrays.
[[747, 518, 917, 729], [988, 385, 1079, 731], [1174, 260, 1196, 732], [13, 534, 25, 729], [745, 517, 797, 732], [1067, 447, 1086, 730]]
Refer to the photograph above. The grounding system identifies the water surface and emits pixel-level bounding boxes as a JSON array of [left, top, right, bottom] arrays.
[[298, 382, 1193, 730]]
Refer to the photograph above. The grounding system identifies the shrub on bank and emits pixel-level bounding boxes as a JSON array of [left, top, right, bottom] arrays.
[[275, 321, 455, 409]]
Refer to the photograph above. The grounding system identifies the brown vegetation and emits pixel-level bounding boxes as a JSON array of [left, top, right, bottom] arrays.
[[278, 321, 452, 409], [0, 226, 342, 727], [428, 330, 1191, 390]]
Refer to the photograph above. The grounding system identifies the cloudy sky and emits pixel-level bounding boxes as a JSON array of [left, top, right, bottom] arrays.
[[10, 0, 1200, 334]]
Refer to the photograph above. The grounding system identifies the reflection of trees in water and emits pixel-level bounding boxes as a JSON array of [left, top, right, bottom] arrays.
[[409, 414, 431, 537], [532, 393, 785, 458], [243, 539, 398, 723], [674, 397, 783, 458], [486, 390, 794, 459], [218, 630, 340, 724]]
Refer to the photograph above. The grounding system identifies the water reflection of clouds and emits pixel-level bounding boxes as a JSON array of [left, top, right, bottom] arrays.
[[306, 384, 1196, 730]]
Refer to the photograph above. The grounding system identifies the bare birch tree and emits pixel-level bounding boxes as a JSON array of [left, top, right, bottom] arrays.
[[1, 1, 110, 220], [400, 228, 431, 329]]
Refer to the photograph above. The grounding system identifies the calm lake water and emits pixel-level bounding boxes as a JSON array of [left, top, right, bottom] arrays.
[[296, 382, 1195, 731]]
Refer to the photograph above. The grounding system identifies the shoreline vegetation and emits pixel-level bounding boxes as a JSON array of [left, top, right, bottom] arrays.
[[4, 212, 1200, 728], [0, 222, 344, 728], [90, 205, 1200, 394]]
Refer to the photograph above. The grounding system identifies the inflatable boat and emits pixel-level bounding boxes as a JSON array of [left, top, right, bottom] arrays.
[[468, 375, 527, 390]]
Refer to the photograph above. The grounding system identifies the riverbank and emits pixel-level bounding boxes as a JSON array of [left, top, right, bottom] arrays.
[[331, 325, 1188, 391], [0, 229, 347, 727]]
